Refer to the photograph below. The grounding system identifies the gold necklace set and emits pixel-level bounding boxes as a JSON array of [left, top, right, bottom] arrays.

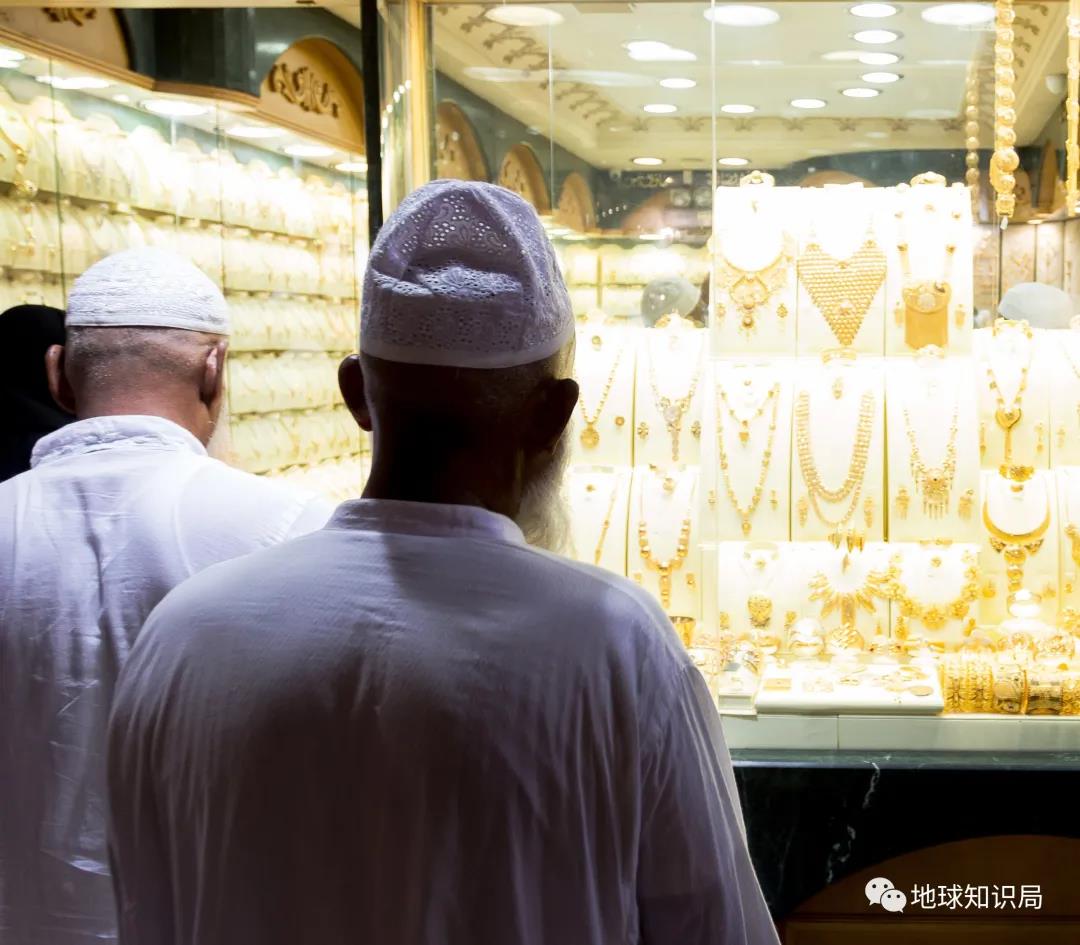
[[645, 346, 702, 462], [715, 378, 781, 537], [982, 470, 1051, 593], [714, 233, 794, 336], [894, 206, 961, 351], [577, 342, 625, 450], [798, 230, 887, 348], [795, 386, 876, 536], [807, 567, 884, 645], [983, 318, 1033, 463], [876, 549, 980, 637], [902, 389, 960, 519], [637, 472, 697, 611]]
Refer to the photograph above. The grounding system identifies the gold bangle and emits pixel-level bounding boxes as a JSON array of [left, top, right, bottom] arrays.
[[1026, 672, 1063, 715], [1061, 672, 1080, 714], [1035, 632, 1076, 662], [960, 658, 994, 713], [992, 662, 1028, 714], [943, 657, 964, 713]]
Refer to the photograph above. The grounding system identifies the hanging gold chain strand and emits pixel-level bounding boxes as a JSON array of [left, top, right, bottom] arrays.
[[715, 382, 781, 537], [990, 0, 1018, 220]]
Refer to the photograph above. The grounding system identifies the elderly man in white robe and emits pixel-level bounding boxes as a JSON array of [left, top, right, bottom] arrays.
[[0, 248, 331, 945], [107, 181, 779, 945]]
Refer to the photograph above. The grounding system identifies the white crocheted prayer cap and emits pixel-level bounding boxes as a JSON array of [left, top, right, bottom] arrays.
[[362, 179, 574, 369], [66, 248, 230, 335]]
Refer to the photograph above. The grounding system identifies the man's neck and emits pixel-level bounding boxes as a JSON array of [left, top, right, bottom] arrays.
[[362, 451, 518, 519], [76, 395, 205, 444]]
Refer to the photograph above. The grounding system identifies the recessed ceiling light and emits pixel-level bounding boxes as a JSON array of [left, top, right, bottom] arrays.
[[721, 103, 756, 114], [112, 94, 131, 104], [853, 28, 900, 43], [228, 124, 286, 140], [660, 77, 697, 89], [921, 3, 995, 26], [791, 98, 827, 109], [0, 59, 20, 71], [866, 129, 889, 138], [862, 71, 901, 84], [850, 3, 898, 17], [704, 5, 780, 26], [822, 50, 865, 62], [335, 160, 368, 173], [625, 41, 697, 62], [485, 5, 564, 27], [644, 103, 678, 114], [0, 47, 25, 62], [36, 75, 110, 91], [718, 156, 750, 166], [843, 87, 881, 98], [859, 51, 901, 65], [142, 98, 209, 117], [633, 156, 663, 166], [284, 143, 335, 158]]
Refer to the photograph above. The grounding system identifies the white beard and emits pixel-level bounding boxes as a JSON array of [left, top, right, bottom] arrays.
[[205, 400, 233, 463], [515, 422, 572, 554]]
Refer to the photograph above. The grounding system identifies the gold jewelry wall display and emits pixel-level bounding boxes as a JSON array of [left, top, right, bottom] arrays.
[[714, 234, 794, 336], [795, 387, 876, 534], [983, 318, 1033, 463], [577, 343, 624, 449], [990, 0, 1018, 220], [877, 550, 980, 633], [798, 234, 887, 348], [1068, 0, 1080, 214], [903, 397, 960, 519], [982, 479, 1051, 593], [637, 472, 696, 610], [715, 381, 781, 537], [645, 348, 701, 463]]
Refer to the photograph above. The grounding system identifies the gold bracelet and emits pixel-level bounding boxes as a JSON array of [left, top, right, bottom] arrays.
[[1035, 632, 1076, 662], [996, 631, 1036, 663], [943, 657, 964, 713], [1061, 672, 1080, 714], [992, 662, 1028, 714], [960, 658, 994, 713], [1026, 672, 1063, 715]]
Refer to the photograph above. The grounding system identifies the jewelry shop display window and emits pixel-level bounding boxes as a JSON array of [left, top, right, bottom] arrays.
[[380, 0, 1080, 753]]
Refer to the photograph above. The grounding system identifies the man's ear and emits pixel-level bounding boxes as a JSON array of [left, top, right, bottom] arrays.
[[200, 340, 228, 409], [339, 354, 372, 432], [527, 377, 579, 455], [44, 345, 76, 414]]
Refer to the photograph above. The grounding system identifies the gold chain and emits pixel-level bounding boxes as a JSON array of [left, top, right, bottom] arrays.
[[797, 235, 887, 348], [983, 318, 1032, 463], [877, 550, 980, 632], [587, 479, 621, 567], [577, 343, 624, 450], [795, 388, 876, 531], [714, 234, 794, 336], [638, 473, 696, 610], [715, 381, 780, 537], [903, 395, 959, 519], [646, 348, 701, 463]]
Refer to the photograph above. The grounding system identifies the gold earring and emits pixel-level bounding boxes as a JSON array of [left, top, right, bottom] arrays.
[[895, 487, 910, 520], [982, 578, 996, 599], [718, 611, 731, 632], [686, 573, 697, 589], [591, 334, 602, 350], [980, 422, 987, 457], [691, 420, 701, 439], [1036, 423, 1046, 454], [893, 300, 904, 327], [632, 572, 643, 584], [637, 422, 649, 440], [614, 415, 626, 428], [784, 610, 798, 631], [798, 496, 809, 527], [864, 495, 874, 529], [959, 489, 974, 521], [832, 376, 844, 400], [955, 303, 967, 329], [708, 489, 717, 509], [777, 302, 789, 321], [770, 489, 779, 511]]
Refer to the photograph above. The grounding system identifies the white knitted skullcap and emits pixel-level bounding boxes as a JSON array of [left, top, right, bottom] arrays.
[[362, 179, 574, 369], [66, 248, 230, 335]]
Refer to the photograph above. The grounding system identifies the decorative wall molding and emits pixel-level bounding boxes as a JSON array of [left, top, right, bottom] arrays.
[[269, 62, 341, 118]]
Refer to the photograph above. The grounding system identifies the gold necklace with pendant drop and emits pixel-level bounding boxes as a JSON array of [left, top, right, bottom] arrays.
[[577, 343, 624, 449]]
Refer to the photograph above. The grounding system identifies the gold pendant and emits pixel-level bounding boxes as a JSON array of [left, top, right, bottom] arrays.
[[580, 424, 600, 449], [895, 487, 910, 519], [959, 489, 974, 521], [995, 407, 1022, 431], [902, 280, 951, 350], [748, 594, 773, 630], [920, 467, 950, 518]]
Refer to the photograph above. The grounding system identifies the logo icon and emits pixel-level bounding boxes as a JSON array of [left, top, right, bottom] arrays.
[[866, 877, 907, 914]]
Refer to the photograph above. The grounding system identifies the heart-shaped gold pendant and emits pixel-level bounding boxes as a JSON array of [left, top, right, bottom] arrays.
[[995, 407, 1022, 431]]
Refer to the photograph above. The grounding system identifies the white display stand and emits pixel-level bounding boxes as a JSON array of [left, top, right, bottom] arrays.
[[791, 357, 886, 542], [978, 468, 1060, 623], [711, 181, 799, 356], [1056, 467, 1080, 615], [881, 542, 981, 650], [703, 359, 794, 542], [566, 466, 632, 576], [628, 465, 703, 621], [885, 354, 981, 543], [633, 320, 707, 466], [754, 659, 943, 715], [974, 322, 1050, 470], [796, 185, 889, 357], [571, 320, 637, 467], [1048, 326, 1080, 467], [885, 180, 974, 356]]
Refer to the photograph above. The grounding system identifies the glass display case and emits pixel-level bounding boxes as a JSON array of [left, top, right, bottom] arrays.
[[382, 0, 1080, 750], [0, 26, 370, 501]]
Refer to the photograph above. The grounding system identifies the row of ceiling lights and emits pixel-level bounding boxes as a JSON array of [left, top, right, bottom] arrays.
[[628, 2, 995, 169]]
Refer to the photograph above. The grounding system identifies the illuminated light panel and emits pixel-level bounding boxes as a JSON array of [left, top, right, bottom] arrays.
[[843, 87, 881, 98], [850, 3, 898, 17], [859, 51, 901, 65], [721, 103, 756, 114], [853, 28, 900, 43], [704, 5, 780, 26], [921, 3, 995, 26], [862, 71, 901, 83], [660, 77, 697, 89], [790, 98, 827, 109], [632, 156, 664, 166], [643, 103, 678, 114], [718, 156, 750, 166]]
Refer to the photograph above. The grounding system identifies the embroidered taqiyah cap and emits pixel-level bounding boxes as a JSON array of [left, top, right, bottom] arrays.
[[361, 179, 574, 369], [66, 248, 230, 335]]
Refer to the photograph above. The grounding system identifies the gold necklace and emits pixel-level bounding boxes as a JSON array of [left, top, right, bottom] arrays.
[[877, 549, 980, 634], [903, 393, 959, 519], [798, 233, 887, 348], [714, 233, 794, 336], [646, 347, 701, 462], [637, 472, 696, 610], [577, 343, 624, 450], [895, 208, 958, 351], [583, 479, 620, 567], [1061, 335, 1080, 432], [983, 477, 1051, 593], [715, 380, 780, 537], [795, 388, 876, 533], [983, 318, 1033, 463], [807, 569, 884, 630]]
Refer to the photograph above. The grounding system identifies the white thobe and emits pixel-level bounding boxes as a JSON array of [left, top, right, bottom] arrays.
[[0, 415, 332, 945], [108, 498, 779, 945]]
